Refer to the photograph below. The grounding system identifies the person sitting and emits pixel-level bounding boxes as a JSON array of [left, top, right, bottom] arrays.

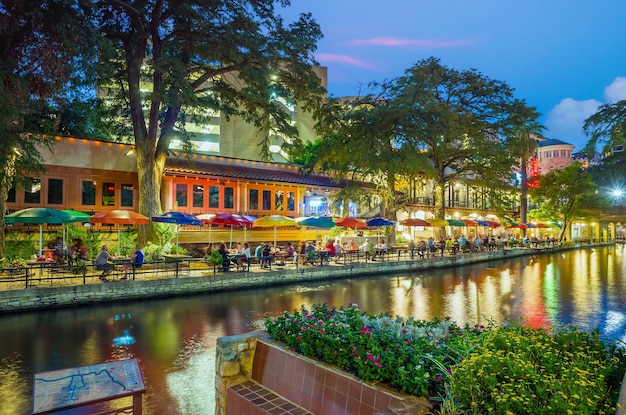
[[261, 244, 271, 268], [417, 240, 427, 258], [53, 236, 68, 264], [237, 242, 251, 270], [333, 240, 343, 261], [95, 245, 114, 281], [303, 241, 316, 264], [372, 241, 387, 261], [123, 245, 144, 279], [218, 243, 230, 271]]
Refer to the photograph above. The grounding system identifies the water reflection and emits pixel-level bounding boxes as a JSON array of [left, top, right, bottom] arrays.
[[0, 246, 624, 415]]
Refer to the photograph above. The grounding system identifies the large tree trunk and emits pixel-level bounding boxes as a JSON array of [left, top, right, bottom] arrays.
[[0, 182, 7, 259], [136, 146, 165, 246], [385, 169, 397, 245], [434, 181, 446, 240]]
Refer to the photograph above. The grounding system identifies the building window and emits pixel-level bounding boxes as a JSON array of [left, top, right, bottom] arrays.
[[224, 187, 234, 209], [193, 185, 204, 208], [82, 181, 96, 206], [275, 190, 283, 211], [262, 190, 271, 210], [102, 182, 115, 206], [24, 178, 41, 204], [47, 179, 63, 204], [176, 184, 188, 207], [209, 186, 219, 208], [121, 184, 134, 207], [7, 186, 15, 203], [545, 151, 552, 158], [287, 191, 295, 211], [249, 189, 258, 210]]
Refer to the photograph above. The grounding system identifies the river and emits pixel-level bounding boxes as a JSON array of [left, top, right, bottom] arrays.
[[1, 245, 624, 415]]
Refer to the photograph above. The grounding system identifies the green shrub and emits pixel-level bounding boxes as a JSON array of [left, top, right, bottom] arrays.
[[263, 304, 626, 415]]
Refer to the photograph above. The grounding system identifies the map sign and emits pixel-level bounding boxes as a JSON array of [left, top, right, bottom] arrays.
[[33, 358, 145, 414]]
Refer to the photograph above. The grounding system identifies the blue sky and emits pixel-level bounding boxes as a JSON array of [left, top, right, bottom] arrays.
[[280, 0, 626, 150]]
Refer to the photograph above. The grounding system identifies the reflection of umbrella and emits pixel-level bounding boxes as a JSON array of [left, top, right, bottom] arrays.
[[5, 208, 76, 257], [90, 209, 150, 255], [335, 217, 367, 228], [253, 215, 296, 248], [152, 211, 203, 254], [401, 218, 431, 227], [366, 217, 395, 227]]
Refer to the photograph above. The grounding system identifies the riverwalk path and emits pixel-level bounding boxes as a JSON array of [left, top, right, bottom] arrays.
[[0, 242, 607, 313]]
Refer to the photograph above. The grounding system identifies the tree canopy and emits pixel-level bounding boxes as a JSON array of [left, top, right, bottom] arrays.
[[93, 0, 325, 243], [583, 100, 626, 157], [529, 161, 600, 241]]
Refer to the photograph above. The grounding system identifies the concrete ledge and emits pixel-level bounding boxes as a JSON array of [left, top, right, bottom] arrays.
[[0, 244, 611, 313]]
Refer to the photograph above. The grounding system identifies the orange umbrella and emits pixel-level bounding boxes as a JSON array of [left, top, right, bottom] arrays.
[[400, 218, 431, 227], [335, 217, 367, 228], [90, 210, 150, 255]]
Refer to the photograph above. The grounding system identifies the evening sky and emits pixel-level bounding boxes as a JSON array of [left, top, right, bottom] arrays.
[[280, 0, 626, 150]]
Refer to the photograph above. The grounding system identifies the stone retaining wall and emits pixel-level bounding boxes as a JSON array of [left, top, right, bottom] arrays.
[[0, 245, 595, 313]]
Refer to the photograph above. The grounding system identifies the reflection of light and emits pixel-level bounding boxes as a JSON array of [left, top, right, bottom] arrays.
[[604, 310, 626, 335], [113, 330, 136, 347]]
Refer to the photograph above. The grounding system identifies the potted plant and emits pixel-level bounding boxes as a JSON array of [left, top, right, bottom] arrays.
[[71, 258, 87, 275], [205, 250, 222, 267]]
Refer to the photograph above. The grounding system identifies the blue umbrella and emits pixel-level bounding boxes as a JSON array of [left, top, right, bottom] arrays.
[[366, 217, 395, 227], [152, 212, 203, 254]]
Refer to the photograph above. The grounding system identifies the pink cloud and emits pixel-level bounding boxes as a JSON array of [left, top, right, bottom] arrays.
[[315, 53, 379, 70], [351, 37, 475, 48]]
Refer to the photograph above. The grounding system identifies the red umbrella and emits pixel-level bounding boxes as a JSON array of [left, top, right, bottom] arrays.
[[335, 217, 367, 228], [90, 210, 150, 255], [400, 218, 431, 227], [206, 214, 254, 247], [461, 219, 479, 226]]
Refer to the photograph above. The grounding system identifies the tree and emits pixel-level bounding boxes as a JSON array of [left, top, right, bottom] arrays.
[[503, 100, 543, 234], [385, 58, 517, 235], [0, 0, 95, 257], [583, 100, 626, 157], [306, 95, 418, 243], [94, 0, 325, 244], [528, 161, 600, 241]]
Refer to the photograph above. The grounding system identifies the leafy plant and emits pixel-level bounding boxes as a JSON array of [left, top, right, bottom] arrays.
[[263, 303, 626, 414], [70, 258, 87, 275], [205, 250, 222, 266]]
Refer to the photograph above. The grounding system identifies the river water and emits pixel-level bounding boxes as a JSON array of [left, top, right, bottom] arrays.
[[1, 245, 625, 415]]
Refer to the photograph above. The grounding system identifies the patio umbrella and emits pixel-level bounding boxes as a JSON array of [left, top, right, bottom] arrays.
[[90, 209, 150, 255], [366, 217, 395, 227], [295, 216, 335, 228], [295, 216, 335, 242], [426, 219, 449, 227], [400, 218, 431, 227], [253, 215, 296, 248], [446, 219, 466, 227], [460, 219, 478, 226], [5, 207, 76, 257], [208, 213, 254, 248], [197, 214, 217, 245], [335, 217, 367, 228], [152, 211, 203, 254], [61, 210, 92, 248]]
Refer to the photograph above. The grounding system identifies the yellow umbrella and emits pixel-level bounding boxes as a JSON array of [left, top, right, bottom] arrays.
[[427, 219, 449, 227], [253, 215, 296, 248]]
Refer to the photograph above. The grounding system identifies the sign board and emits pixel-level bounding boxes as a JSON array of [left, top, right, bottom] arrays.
[[33, 358, 145, 414]]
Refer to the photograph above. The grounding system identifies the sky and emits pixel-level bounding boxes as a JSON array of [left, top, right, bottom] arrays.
[[279, 0, 626, 151]]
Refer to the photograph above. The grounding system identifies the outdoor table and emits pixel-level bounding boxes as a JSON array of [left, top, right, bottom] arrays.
[[111, 257, 134, 280], [162, 254, 192, 277], [26, 260, 59, 283]]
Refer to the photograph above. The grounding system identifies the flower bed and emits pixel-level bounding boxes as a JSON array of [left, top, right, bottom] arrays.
[[263, 303, 626, 414]]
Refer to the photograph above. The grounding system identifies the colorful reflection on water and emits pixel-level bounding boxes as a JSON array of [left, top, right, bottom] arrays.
[[0, 245, 624, 415]]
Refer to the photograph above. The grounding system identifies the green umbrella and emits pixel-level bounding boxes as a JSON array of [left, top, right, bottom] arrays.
[[5, 208, 76, 257], [62, 210, 91, 222]]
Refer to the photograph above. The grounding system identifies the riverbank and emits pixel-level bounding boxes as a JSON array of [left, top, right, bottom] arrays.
[[0, 243, 611, 313]]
